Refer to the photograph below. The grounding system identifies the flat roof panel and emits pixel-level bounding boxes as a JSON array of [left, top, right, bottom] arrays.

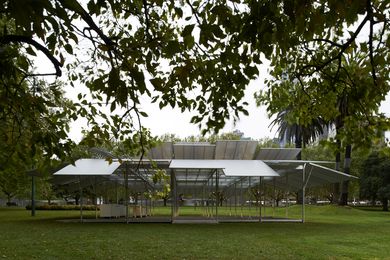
[[54, 159, 121, 176], [256, 148, 301, 160], [170, 159, 280, 177], [148, 142, 173, 159]]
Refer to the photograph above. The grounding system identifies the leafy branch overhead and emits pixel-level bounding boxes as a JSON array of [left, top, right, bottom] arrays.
[[255, 1, 389, 149], [1, 0, 389, 153]]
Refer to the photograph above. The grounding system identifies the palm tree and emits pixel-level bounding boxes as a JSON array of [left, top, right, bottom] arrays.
[[270, 109, 327, 156], [271, 108, 327, 204]]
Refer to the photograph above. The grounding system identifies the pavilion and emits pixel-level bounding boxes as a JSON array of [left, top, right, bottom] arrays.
[[52, 140, 357, 223]]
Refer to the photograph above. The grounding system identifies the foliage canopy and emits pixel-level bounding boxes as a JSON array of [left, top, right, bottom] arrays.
[[1, 0, 389, 159]]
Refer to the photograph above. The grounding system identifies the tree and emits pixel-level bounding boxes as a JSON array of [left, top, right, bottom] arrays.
[[360, 151, 390, 211], [269, 103, 327, 153], [0, 17, 76, 168], [1, 0, 387, 153], [0, 167, 29, 205], [259, 45, 390, 204], [152, 168, 170, 206]]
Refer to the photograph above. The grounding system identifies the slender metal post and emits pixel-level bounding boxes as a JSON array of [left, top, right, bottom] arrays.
[[79, 176, 83, 223], [273, 178, 276, 217], [240, 178, 243, 218], [234, 183, 237, 217], [125, 164, 129, 223], [215, 170, 218, 222], [229, 186, 232, 216], [31, 176, 36, 217], [263, 176, 266, 218], [259, 176, 262, 222], [286, 173, 289, 218], [248, 177, 251, 219], [171, 170, 176, 221], [302, 163, 306, 223], [115, 181, 118, 204], [94, 176, 97, 219], [202, 185, 205, 217]]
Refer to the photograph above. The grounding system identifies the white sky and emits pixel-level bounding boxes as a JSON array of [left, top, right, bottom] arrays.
[[38, 55, 390, 143], [32, 16, 390, 143]]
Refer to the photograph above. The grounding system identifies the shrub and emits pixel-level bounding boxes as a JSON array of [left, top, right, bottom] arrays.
[[25, 205, 99, 211]]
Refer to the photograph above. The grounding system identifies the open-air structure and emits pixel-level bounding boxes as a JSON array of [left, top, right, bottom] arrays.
[[52, 140, 357, 223]]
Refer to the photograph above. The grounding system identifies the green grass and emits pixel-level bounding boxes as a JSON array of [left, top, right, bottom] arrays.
[[0, 205, 389, 259]]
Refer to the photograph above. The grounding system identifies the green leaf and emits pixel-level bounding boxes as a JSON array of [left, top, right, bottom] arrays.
[[182, 24, 195, 37], [139, 111, 148, 117], [64, 44, 73, 54], [150, 78, 164, 91], [25, 47, 36, 56], [110, 102, 116, 112], [165, 41, 180, 57]]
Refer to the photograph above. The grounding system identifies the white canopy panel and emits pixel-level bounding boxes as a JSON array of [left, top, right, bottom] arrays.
[[262, 161, 358, 191], [54, 159, 121, 176], [169, 159, 279, 177], [306, 163, 359, 182], [256, 148, 301, 160]]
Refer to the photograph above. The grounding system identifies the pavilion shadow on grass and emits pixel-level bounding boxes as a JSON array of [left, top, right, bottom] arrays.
[[52, 141, 357, 224]]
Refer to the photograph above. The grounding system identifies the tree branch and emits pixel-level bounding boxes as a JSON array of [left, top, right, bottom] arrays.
[[304, 38, 343, 48], [185, 0, 201, 24], [142, 0, 151, 38], [0, 35, 62, 77], [367, 0, 378, 86], [298, 15, 370, 78]]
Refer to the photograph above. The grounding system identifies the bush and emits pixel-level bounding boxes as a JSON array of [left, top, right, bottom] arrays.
[[6, 202, 17, 207], [25, 205, 99, 211]]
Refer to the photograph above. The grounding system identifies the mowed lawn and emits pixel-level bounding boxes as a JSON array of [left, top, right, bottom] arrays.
[[0, 205, 389, 259]]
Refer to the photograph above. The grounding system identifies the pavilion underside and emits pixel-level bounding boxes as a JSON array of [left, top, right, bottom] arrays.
[[52, 141, 357, 223]]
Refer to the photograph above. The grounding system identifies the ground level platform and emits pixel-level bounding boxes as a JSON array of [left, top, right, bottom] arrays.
[[57, 215, 302, 224]]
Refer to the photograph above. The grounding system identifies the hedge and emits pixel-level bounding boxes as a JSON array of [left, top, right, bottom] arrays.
[[25, 205, 99, 211]]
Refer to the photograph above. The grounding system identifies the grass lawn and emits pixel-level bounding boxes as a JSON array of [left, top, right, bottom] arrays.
[[0, 205, 389, 259]]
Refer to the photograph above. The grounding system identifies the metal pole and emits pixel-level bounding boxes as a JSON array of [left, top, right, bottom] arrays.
[[215, 170, 218, 222], [240, 178, 243, 218], [273, 178, 276, 217], [115, 181, 118, 204], [94, 177, 97, 219], [202, 185, 207, 216], [302, 163, 306, 223], [171, 170, 176, 221], [263, 176, 266, 218], [259, 176, 262, 222], [286, 173, 289, 218], [79, 176, 83, 223], [234, 183, 237, 217], [125, 164, 129, 223], [248, 177, 251, 219], [229, 187, 232, 216], [31, 176, 36, 217]]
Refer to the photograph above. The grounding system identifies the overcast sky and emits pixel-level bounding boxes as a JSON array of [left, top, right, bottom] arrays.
[[32, 17, 390, 143], [34, 50, 390, 143]]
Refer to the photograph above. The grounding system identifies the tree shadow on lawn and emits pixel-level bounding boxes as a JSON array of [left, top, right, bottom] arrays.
[[352, 206, 386, 212]]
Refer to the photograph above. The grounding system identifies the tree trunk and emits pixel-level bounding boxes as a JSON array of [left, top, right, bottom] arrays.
[[295, 127, 303, 204], [333, 123, 342, 205], [7, 193, 12, 204], [339, 144, 351, 206], [163, 197, 167, 207], [383, 199, 388, 211]]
